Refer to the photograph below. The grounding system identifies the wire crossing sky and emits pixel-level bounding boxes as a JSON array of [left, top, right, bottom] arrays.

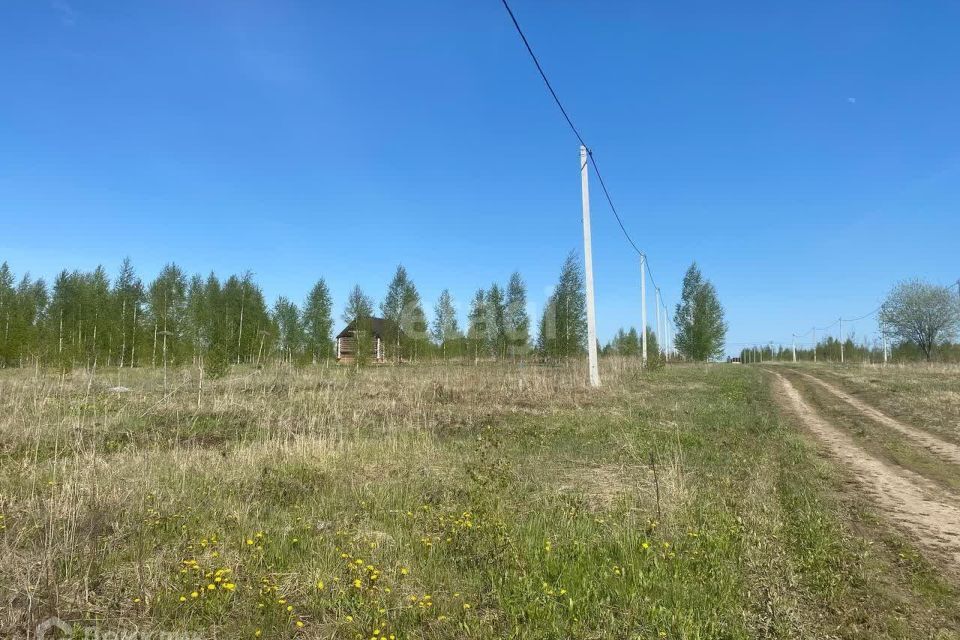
[[1, 2, 957, 352], [499, 0, 677, 339]]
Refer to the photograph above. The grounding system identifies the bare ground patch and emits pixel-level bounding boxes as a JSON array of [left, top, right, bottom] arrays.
[[798, 370, 960, 467], [772, 371, 960, 575]]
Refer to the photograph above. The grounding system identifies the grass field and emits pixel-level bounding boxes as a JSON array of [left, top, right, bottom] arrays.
[[2, 360, 959, 639], [784, 362, 960, 445]]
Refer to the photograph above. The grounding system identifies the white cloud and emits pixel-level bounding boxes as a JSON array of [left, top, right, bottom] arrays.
[[51, 0, 77, 27]]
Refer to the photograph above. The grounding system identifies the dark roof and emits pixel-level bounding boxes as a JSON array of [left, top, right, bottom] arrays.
[[336, 316, 403, 340]]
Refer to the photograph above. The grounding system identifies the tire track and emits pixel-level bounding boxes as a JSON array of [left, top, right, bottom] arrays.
[[796, 370, 960, 467], [772, 371, 960, 572]]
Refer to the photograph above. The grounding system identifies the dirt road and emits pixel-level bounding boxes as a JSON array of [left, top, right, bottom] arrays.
[[795, 370, 960, 466], [772, 370, 960, 572]]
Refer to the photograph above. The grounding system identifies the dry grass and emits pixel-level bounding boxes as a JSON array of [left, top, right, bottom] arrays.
[[787, 362, 960, 445], [1, 359, 958, 639]]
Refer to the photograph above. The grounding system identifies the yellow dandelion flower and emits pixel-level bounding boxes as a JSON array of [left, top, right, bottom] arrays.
[[353, 579, 362, 589], [255, 630, 261, 637], [224, 583, 236, 591], [207, 584, 216, 590], [191, 591, 199, 598], [179, 596, 187, 602], [316, 580, 325, 590], [287, 605, 293, 612], [246, 539, 254, 545], [400, 567, 408, 575], [295, 620, 304, 628], [463, 603, 471, 610]]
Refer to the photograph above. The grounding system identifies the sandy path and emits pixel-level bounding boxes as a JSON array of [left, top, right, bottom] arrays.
[[796, 370, 960, 467], [773, 371, 960, 572]]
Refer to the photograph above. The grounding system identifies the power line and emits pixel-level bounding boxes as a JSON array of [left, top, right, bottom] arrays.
[[500, 0, 681, 357], [499, 0, 645, 258], [842, 305, 881, 323], [498, 0, 586, 148]]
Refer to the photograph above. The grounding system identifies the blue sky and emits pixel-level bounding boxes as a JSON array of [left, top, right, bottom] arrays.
[[2, 1, 958, 353]]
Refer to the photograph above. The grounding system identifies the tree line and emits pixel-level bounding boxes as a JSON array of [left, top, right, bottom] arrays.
[[738, 279, 960, 364], [0, 253, 596, 370]]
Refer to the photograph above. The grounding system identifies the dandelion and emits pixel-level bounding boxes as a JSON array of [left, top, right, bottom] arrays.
[[463, 603, 471, 610], [316, 580, 325, 590], [295, 620, 304, 628], [246, 539, 254, 545], [353, 579, 363, 589], [224, 583, 236, 591], [191, 591, 199, 598], [255, 630, 261, 637], [400, 567, 409, 575], [207, 584, 216, 590], [179, 596, 187, 602]]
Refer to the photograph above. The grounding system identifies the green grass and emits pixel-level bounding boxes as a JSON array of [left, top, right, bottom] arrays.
[[1, 361, 958, 638], [775, 367, 960, 494]]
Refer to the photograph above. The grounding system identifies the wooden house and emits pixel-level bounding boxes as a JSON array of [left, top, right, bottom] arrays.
[[335, 317, 401, 364]]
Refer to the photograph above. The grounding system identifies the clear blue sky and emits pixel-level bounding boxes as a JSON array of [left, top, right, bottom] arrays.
[[2, 1, 958, 353]]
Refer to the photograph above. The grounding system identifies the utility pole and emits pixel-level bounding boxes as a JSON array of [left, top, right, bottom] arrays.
[[665, 313, 671, 362], [655, 288, 663, 359], [640, 255, 647, 367], [579, 145, 601, 387], [812, 327, 817, 363], [792, 335, 796, 362], [839, 317, 844, 364]]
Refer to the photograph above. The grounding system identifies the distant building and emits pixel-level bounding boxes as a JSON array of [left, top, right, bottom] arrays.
[[727, 356, 742, 364], [335, 317, 401, 364]]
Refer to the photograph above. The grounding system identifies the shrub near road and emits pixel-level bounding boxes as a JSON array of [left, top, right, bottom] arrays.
[[1, 362, 958, 638]]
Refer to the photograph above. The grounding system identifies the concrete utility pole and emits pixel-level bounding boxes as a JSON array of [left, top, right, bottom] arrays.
[[792, 335, 797, 362], [640, 255, 648, 367], [655, 288, 663, 358], [579, 145, 601, 387], [665, 314, 671, 362], [839, 317, 844, 363]]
